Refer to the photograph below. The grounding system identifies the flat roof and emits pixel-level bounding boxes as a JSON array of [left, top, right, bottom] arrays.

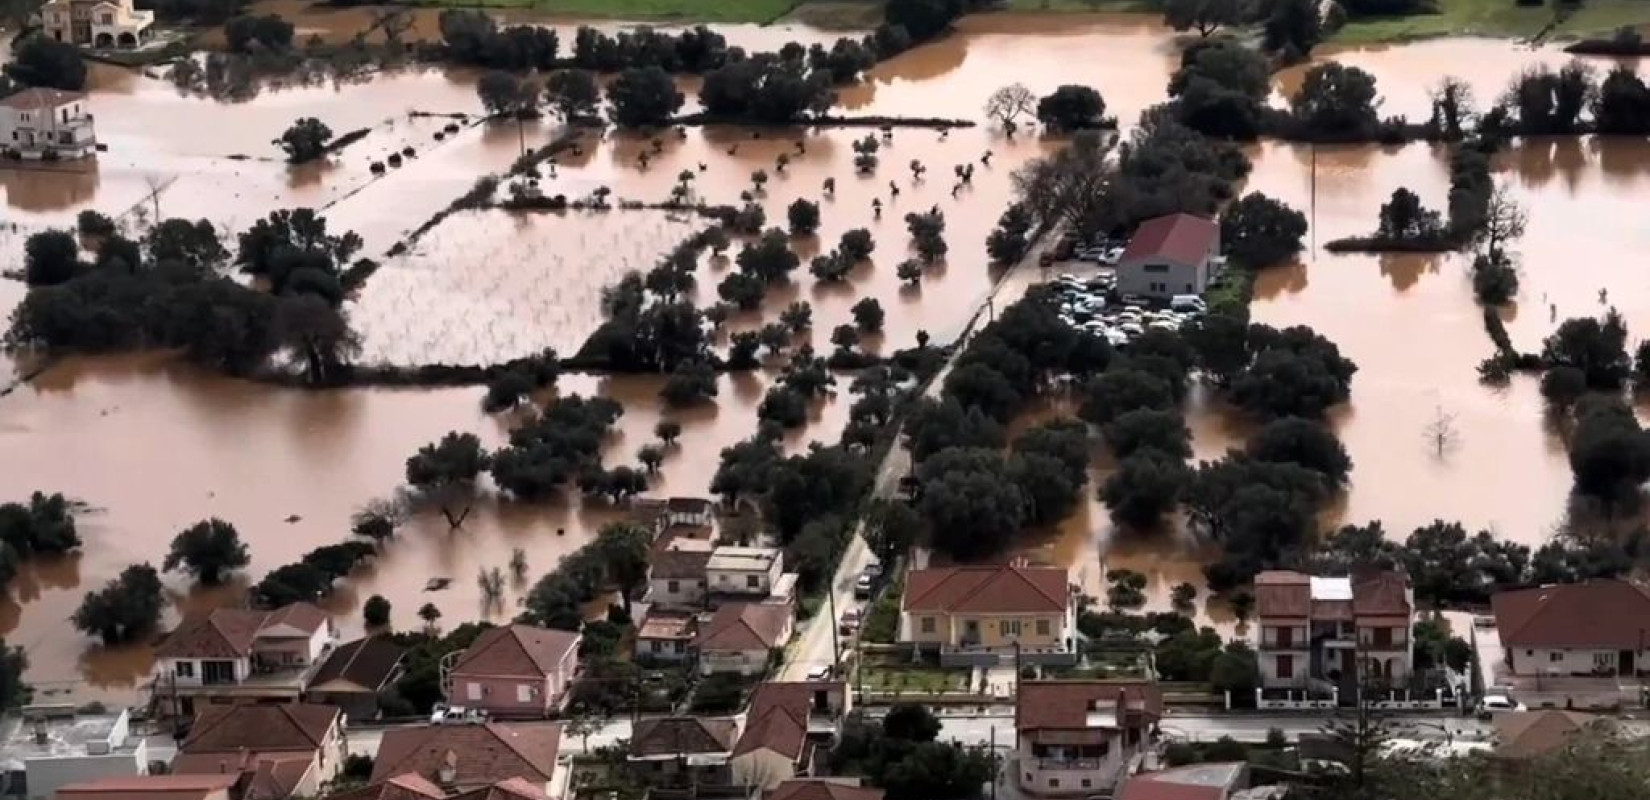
[[1309, 577, 1352, 601], [707, 547, 779, 571], [0, 713, 137, 769]]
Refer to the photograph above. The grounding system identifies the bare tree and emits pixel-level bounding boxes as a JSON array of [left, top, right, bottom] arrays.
[[1424, 404, 1459, 459], [985, 83, 1037, 130], [1429, 76, 1476, 140], [1478, 183, 1527, 260], [509, 547, 528, 584], [366, 7, 415, 47]]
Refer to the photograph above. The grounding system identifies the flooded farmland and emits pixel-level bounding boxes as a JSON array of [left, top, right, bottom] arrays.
[[1, 8, 1647, 698]]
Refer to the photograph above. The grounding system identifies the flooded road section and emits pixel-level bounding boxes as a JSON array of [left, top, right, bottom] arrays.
[[0, 357, 845, 703]]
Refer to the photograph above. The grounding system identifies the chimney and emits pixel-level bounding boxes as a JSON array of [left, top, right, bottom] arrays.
[[437, 749, 458, 791]]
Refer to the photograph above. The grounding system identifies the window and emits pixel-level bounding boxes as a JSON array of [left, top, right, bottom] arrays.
[[98, 12, 111, 22], [1277, 654, 1294, 679], [1527, 650, 1535, 657], [1144, 263, 1168, 273], [1081, 780, 1092, 789], [1595, 652, 1614, 670], [1024, 773, 1032, 783], [516, 684, 534, 703], [1550, 651, 1564, 663], [746, 575, 759, 589], [1036, 619, 1050, 636], [920, 617, 935, 634], [650, 641, 662, 653], [667, 579, 679, 593], [1048, 779, 1060, 789], [1002, 619, 1022, 637], [466, 682, 483, 701], [1276, 627, 1294, 648], [1184, 283, 1193, 292], [175, 661, 194, 678]]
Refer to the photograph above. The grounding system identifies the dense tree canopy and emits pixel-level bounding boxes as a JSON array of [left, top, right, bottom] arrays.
[[1542, 311, 1631, 391], [163, 518, 251, 584], [1291, 62, 1382, 138], [919, 447, 1026, 560], [1101, 448, 1189, 530], [1168, 39, 1270, 139], [72, 564, 163, 644], [1247, 416, 1352, 487], [607, 66, 684, 127], [4, 36, 86, 91], [1219, 193, 1308, 270], [1036, 85, 1109, 131]]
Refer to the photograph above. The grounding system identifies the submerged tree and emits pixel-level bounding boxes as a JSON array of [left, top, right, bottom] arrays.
[[162, 518, 251, 585]]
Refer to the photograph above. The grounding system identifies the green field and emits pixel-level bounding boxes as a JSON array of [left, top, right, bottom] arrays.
[[1331, 0, 1650, 43], [407, 0, 804, 23]]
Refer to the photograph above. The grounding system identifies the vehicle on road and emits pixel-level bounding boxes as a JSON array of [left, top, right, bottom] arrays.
[[1170, 294, 1208, 314], [806, 664, 833, 681], [430, 704, 488, 725], [1120, 293, 1147, 306], [854, 573, 874, 599], [1477, 690, 1526, 716]]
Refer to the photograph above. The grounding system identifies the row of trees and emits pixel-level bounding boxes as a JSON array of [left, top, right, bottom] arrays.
[[10, 210, 366, 384]]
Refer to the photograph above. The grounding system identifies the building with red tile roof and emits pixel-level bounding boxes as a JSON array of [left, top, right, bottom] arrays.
[[169, 705, 345, 800], [765, 779, 882, 800], [1115, 213, 1220, 300], [306, 636, 405, 720], [1117, 763, 1249, 800], [694, 603, 794, 676], [1253, 570, 1413, 690], [730, 682, 850, 791], [370, 722, 561, 792], [55, 774, 239, 800], [1491, 579, 1650, 676], [899, 564, 1076, 667], [1014, 681, 1162, 798], [445, 625, 580, 718], [151, 603, 337, 718]]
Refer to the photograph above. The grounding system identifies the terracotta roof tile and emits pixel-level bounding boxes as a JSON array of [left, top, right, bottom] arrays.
[[452, 625, 579, 678], [179, 704, 339, 754], [902, 565, 1068, 615], [0, 88, 85, 110], [766, 780, 883, 800], [371, 723, 561, 788], [731, 682, 841, 760], [311, 636, 406, 693], [1253, 571, 1310, 618], [1015, 681, 1163, 733], [1118, 213, 1218, 267], [651, 535, 713, 580], [637, 611, 696, 642], [629, 717, 738, 757], [323, 774, 446, 800], [1117, 763, 1246, 800], [261, 603, 329, 636], [1493, 711, 1607, 760], [450, 777, 549, 800], [245, 755, 315, 800], [694, 603, 790, 651], [156, 609, 267, 659], [1492, 580, 1650, 649], [1351, 571, 1410, 616]]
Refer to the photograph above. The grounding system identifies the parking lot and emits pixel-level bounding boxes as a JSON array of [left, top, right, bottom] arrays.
[[1046, 268, 1205, 346]]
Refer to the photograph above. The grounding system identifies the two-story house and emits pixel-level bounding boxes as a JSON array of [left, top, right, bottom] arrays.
[[41, 0, 154, 48], [441, 624, 580, 719], [729, 682, 849, 791], [169, 704, 347, 800], [627, 716, 740, 790], [647, 537, 714, 610], [899, 564, 1077, 667], [151, 603, 336, 717], [371, 722, 560, 795], [1014, 681, 1162, 797], [1491, 579, 1650, 677], [0, 89, 96, 160], [707, 547, 785, 600], [1253, 570, 1414, 690]]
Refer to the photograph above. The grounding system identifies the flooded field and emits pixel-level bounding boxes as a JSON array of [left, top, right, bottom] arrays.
[[2, 9, 1648, 696]]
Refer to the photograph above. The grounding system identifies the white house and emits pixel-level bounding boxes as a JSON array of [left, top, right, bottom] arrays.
[[646, 537, 713, 610], [1492, 579, 1650, 677], [1014, 682, 1161, 798], [41, 0, 155, 48], [1114, 213, 1220, 300], [693, 602, 792, 676], [706, 547, 783, 598], [151, 603, 336, 717], [0, 89, 96, 160], [0, 707, 147, 800]]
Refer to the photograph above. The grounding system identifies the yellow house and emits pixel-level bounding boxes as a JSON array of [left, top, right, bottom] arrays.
[[41, 0, 155, 49], [899, 564, 1077, 667]]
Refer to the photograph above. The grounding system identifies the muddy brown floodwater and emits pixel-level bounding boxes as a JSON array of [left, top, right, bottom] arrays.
[[1, 11, 1647, 700]]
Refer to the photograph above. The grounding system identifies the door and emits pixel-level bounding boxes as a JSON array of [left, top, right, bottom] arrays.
[[1621, 650, 1636, 675], [201, 660, 236, 685]]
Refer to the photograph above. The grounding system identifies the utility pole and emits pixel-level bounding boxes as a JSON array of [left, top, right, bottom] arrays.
[[989, 724, 998, 800], [826, 573, 842, 672]]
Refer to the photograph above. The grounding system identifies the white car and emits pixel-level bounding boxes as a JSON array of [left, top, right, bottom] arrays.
[[430, 704, 488, 725], [806, 664, 833, 681], [1478, 692, 1526, 713], [1099, 247, 1125, 265]]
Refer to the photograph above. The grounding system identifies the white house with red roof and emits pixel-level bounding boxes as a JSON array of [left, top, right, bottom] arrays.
[[0, 88, 96, 160], [1014, 680, 1162, 797], [728, 681, 850, 790], [441, 625, 581, 718], [1114, 213, 1220, 300], [898, 564, 1076, 667], [151, 603, 336, 717], [1491, 579, 1650, 676]]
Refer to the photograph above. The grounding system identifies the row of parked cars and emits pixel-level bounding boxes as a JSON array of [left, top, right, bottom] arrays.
[[1051, 272, 1207, 346]]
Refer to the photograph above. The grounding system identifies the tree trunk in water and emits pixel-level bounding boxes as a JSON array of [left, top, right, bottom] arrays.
[[440, 501, 473, 529]]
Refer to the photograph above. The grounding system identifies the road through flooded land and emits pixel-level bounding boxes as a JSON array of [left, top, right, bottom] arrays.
[[0, 10, 1646, 700]]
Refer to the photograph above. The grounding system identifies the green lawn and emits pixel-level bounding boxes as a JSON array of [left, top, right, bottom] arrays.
[[406, 0, 803, 23], [1333, 0, 1650, 43], [1004, 0, 1160, 12], [860, 665, 971, 694]]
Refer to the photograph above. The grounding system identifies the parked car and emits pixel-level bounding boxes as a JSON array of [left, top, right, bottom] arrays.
[[1478, 690, 1526, 715], [1170, 294, 1208, 314], [854, 573, 875, 599], [806, 664, 834, 681], [1120, 293, 1147, 306], [430, 704, 488, 725]]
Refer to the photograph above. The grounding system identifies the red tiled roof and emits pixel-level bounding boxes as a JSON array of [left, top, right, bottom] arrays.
[[1351, 571, 1410, 616], [0, 88, 84, 110], [1118, 213, 1218, 267], [323, 774, 446, 800], [651, 539, 713, 579], [903, 565, 1068, 615], [179, 704, 339, 754], [630, 717, 738, 757], [732, 681, 843, 760], [1117, 763, 1246, 800], [245, 755, 316, 800], [1492, 580, 1650, 649], [156, 603, 328, 659], [1493, 711, 1606, 760], [1015, 681, 1163, 733], [452, 625, 579, 678], [371, 723, 561, 788], [56, 775, 238, 800], [695, 603, 790, 651], [766, 780, 883, 800], [1254, 571, 1310, 618], [310, 636, 405, 693]]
